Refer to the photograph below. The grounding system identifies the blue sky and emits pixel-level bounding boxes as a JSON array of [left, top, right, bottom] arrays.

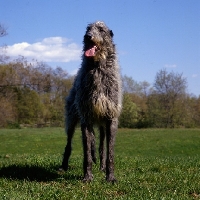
[[1, 0, 200, 96]]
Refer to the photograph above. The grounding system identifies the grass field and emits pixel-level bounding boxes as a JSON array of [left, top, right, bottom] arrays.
[[1, 128, 200, 199]]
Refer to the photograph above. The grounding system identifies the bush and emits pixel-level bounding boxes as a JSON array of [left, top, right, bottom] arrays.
[[6, 121, 21, 129]]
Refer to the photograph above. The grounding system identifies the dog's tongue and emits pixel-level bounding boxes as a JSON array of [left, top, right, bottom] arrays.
[[85, 46, 97, 57]]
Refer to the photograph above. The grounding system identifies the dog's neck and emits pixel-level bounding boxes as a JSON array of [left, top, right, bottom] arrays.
[[83, 57, 107, 71]]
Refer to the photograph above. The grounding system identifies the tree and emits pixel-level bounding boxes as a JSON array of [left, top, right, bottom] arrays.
[[122, 75, 141, 94], [0, 96, 15, 127], [0, 58, 74, 127], [119, 93, 139, 128], [184, 95, 200, 128], [15, 87, 43, 124], [0, 23, 9, 63], [147, 69, 187, 128], [121, 76, 152, 128]]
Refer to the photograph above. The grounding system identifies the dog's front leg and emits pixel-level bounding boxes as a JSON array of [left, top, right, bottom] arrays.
[[106, 119, 117, 183], [81, 123, 93, 182], [99, 126, 106, 172]]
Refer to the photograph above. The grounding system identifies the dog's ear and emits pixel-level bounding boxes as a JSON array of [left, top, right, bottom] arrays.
[[110, 30, 114, 37]]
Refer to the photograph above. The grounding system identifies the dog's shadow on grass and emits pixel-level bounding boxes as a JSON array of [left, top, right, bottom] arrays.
[[0, 165, 82, 182]]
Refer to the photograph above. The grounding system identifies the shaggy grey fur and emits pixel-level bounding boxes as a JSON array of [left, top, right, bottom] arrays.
[[61, 21, 122, 182]]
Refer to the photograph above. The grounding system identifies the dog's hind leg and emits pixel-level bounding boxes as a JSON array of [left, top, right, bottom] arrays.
[[61, 118, 77, 171], [60, 96, 78, 171]]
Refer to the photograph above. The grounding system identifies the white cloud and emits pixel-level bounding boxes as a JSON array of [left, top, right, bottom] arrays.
[[165, 64, 177, 68], [6, 37, 82, 62]]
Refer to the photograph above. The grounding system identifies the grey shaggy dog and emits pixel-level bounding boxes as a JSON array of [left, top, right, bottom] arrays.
[[61, 21, 122, 182]]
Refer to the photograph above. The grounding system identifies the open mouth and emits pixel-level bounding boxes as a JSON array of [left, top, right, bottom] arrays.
[[84, 39, 100, 57], [85, 45, 98, 57]]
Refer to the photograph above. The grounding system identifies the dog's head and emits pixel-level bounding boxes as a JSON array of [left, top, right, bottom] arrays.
[[83, 21, 114, 60]]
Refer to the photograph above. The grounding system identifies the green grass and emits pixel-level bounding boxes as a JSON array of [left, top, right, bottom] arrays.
[[1, 128, 200, 199]]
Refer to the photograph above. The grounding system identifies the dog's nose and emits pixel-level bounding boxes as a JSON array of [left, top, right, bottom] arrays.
[[86, 33, 92, 40]]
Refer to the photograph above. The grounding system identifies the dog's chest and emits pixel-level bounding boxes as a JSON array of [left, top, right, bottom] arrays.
[[79, 68, 119, 118], [86, 68, 110, 97]]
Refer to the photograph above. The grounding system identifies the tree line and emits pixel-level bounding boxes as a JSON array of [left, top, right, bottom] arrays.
[[0, 58, 200, 129], [121, 72, 200, 128], [0, 24, 200, 128], [0, 58, 74, 128]]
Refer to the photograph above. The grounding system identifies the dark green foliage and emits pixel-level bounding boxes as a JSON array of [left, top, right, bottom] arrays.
[[119, 93, 139, 128], [15, 87, 43, 124], [6, 121, 21, 129]]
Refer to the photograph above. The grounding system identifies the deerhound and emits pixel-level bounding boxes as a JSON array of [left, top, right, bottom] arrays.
[[60, 21, 122, 182]]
